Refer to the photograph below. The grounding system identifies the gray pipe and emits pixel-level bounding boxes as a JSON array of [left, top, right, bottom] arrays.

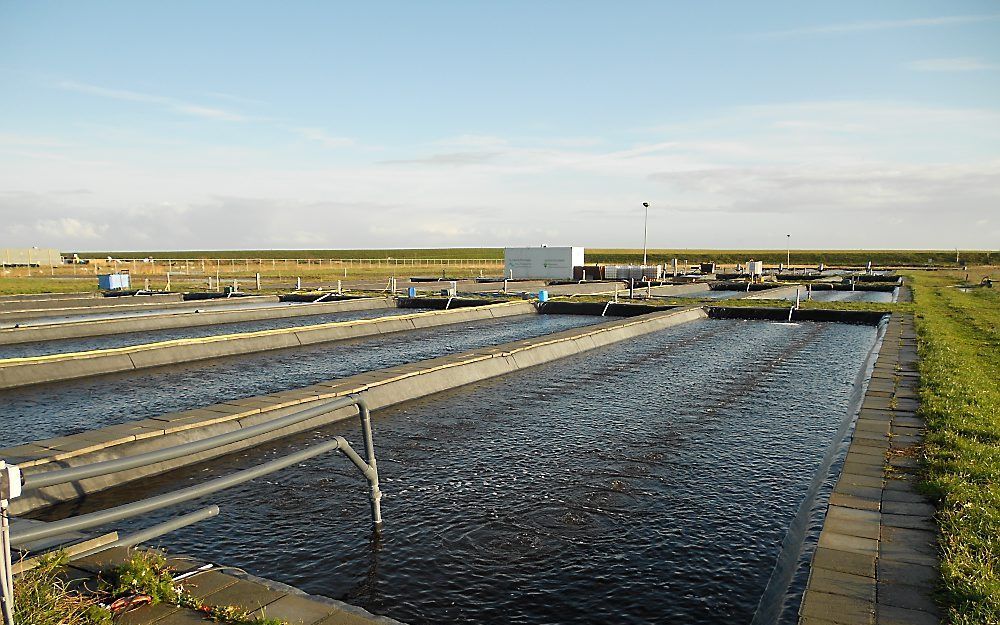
[[23, 396, 361, 490], [11, 439, 344, 545], [71, 506, 220, 560], [347, 395, 382, 527]]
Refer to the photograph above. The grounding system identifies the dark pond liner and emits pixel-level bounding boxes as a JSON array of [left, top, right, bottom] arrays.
[[539, 301, 675, 316], [707, 306, 888, 325]]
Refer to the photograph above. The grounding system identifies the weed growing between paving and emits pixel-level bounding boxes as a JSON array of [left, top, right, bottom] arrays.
[[905, 270, 1000, 625], [103, 551, 288, 625]]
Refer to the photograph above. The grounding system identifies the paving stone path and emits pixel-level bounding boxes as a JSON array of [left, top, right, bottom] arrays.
[[799, 312, 941, 625]]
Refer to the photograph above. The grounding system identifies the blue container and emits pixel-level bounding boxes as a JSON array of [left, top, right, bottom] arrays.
[[538, 290, 548, 302], [408, 287, 417, 297], [98, 273, 130, 290]]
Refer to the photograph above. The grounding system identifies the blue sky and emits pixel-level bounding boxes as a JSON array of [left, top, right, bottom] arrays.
[[1, 1, 998, 250]]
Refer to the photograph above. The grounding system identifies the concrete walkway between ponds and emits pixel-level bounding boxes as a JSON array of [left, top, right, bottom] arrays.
[[798, 313, 941, 625], [3, 306, 706, 514], [63, 547, 405, 625], [0, 294, 277, 323], [0, 301, 534, 390], [0, 296, 394, 345]]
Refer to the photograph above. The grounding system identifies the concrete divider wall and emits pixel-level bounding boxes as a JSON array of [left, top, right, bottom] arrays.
[[745, 284, 804, 300], [0, 301, 537, 390], [0, 297, 396, 345], [0, 293, 183, 313], [3, 306, 706, 514], [0, 292, 97, 304], [0, 294, 279, 322]]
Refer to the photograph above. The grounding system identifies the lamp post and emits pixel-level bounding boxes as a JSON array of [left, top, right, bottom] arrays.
[[786, 234, 791, 270], [642, 202, 650, 265]]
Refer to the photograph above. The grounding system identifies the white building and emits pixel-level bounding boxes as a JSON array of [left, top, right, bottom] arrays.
[[0, 247, 62, 266], [503, 246, 584, 280]]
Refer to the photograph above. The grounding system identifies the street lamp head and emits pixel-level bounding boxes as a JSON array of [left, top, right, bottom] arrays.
[[642, 202, 650, 208]]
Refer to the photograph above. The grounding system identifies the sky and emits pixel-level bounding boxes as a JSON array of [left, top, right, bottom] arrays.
[[1, 1, 999, 251]]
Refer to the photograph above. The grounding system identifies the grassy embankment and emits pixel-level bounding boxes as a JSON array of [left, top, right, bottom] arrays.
[[903, 269, 999, 625]]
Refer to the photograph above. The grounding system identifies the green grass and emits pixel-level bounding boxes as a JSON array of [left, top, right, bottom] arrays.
[[0, 277, 98, 295], [589, 249, 997, 266], [72, 248, 999, 266], [13, 552, 112, 625], [73, 248, 505, 260], [904, 270, 1000, 624]]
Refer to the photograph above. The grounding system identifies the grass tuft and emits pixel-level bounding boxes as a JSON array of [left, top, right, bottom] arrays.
[[12, 552, 112, 625]]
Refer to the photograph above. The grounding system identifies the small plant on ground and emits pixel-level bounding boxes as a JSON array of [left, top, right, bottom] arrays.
[[103, 550, 288, 625]]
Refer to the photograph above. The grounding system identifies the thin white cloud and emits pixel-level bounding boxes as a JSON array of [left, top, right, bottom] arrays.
[[755, 13, 1000, 38], [289, 126, 356, 148], [907, 57, 999, 72], [56, 80, 251, 121]]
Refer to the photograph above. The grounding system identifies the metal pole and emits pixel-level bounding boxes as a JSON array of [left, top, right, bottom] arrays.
[[23, 396, 363, 490], [1, 500, 14, 625], [72, 506, 220, 560], [11, 439, 347, 545], [786, 234, 790, 269], [350, 396, 382, 528], [642, 202, 649, 265]]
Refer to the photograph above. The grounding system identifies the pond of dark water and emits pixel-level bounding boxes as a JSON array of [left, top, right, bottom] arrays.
[[35, 318, 880, 625]]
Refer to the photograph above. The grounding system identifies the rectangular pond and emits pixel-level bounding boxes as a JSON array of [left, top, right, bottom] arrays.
[[0, 307, 427, 359], [33, 317, 882, 625]]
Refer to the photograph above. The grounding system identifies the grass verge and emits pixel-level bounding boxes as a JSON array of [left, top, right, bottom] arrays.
[[904, 269, 1000, 624]]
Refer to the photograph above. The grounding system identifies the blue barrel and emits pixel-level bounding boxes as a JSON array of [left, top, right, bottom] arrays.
[[538, 290, 548, 302], [407, 287, 416, 297]]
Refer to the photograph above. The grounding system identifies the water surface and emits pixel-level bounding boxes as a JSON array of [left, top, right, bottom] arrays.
[[37, 319, 878, 625]]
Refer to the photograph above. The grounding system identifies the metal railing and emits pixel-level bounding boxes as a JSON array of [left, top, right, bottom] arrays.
[[0, 394, 382, 624]]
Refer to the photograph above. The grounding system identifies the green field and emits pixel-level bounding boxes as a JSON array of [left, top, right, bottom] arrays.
[[72, 248, 998, 266], [73, 248, 505, 260], [905, 269, 1000, 624]]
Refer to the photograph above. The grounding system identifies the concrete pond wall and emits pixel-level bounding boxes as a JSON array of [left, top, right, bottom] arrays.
[[0, 296, 396, 345]]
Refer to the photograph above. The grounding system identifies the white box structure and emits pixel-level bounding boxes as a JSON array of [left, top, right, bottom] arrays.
[[504, 247, 584, 280]]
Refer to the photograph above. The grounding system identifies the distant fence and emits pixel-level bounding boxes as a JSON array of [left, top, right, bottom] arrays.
[[0, 257, 505, 280]]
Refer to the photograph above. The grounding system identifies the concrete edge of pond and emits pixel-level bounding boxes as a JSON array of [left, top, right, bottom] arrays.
[[0, 291, 98, 304], [0, 292, 183, 313], [0, 297, 396, 346], [0, 301, 535, 390], [0, 294, 280, 322], [2, 306, 706, 515], [797, 313, 942, 625]]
